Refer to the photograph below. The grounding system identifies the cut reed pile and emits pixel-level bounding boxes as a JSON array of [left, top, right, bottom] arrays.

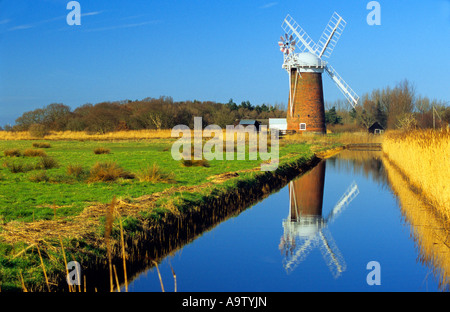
[[382, 129, 450, 220]]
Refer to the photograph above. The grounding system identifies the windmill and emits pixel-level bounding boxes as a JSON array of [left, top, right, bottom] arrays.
[[279, 162, 359, 277], [279, 12, 359, 133]]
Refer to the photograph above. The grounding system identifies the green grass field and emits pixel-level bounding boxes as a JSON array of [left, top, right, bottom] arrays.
[[0, 139, 312, 222]]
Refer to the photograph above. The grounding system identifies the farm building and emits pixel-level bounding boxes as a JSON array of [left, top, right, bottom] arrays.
[[368, 121, 384, 134], [234, 119, 261, 132], [269, 118, 287, 131]]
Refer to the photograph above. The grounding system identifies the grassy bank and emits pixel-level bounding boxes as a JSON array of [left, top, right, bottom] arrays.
[[382, 129, 450, 220], [0, 132, 340, 291]]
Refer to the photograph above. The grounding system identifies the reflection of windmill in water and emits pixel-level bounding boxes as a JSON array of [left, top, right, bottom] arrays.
[[279, 161, 359, 278]]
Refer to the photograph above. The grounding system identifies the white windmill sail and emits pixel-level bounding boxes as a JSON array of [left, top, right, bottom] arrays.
[[282, 14, 317, 55], [282, 233, 318, 274], [281, 14, 317, 117], [315, 12, 347, 59], [318, 228, 347, 278], [325, 65, 360, 109], [325, 181, 359, 223]]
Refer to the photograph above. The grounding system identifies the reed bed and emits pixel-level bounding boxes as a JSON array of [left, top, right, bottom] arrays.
[[382, 129, 450, 220], [0, 129, 174, 141], [282, 131, 384, 146]]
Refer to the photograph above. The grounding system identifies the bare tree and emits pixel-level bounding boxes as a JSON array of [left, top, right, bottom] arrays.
[[387, 79, 416, 129], [149, 112, 163, 130]]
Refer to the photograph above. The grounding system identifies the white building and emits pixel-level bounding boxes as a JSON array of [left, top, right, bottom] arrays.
[[269, 118, 287, 131]]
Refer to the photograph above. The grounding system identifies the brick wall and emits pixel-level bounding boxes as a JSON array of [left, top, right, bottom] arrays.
[[286, 68, 326, 133], [289, 160, 326, 218]]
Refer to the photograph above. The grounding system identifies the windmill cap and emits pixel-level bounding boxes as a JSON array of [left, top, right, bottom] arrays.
[[297, 52, 325, 67]]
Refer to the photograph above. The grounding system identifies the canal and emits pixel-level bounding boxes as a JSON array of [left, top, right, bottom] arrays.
[[125, 150, 450, 292]]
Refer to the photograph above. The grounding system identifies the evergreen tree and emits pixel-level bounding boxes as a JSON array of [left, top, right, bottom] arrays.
[[325, 106, 343, 125]]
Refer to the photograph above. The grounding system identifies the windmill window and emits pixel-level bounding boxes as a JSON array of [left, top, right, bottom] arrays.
[[300, 123, 306, 131]]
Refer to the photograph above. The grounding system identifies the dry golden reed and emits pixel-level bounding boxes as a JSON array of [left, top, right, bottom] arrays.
[[282, 131, 384, 146], [383, 129, 450, 220], [0, 130, 173, 141], [105, 197, 115, 292]]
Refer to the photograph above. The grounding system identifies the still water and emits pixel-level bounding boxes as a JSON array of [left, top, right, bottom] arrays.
[[126, 150, 450, 292]]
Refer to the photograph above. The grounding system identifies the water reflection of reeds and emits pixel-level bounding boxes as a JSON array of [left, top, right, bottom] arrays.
[[327, 149, 388, 187], [383, 156, 450, 291]]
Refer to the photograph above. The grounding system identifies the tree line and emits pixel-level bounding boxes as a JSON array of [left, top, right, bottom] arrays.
[[325, 79, 449, 131], [4, 79, 448, 134], [6, 97, 285, 134]]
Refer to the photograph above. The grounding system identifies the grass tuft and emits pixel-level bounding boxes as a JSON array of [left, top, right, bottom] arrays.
[[181, 159, 210, 167], [37, 156, 59, 169], [4, 149, 21, 157], [88, 161, 134, 182], [23, 149, 47, 157], [32, 142, 51, 148], [4, 160, 34, 173], [67, 163, 86, 178], [93, 147, 111, 155], [29, 171, 50, 183], [136, 163, 176, 183]]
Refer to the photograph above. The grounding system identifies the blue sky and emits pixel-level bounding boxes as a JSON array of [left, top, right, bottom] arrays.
[[0, 0, 449, 126]]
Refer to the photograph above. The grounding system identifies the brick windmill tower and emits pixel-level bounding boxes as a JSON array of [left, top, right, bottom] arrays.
[[278, 12, 359, 133]]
